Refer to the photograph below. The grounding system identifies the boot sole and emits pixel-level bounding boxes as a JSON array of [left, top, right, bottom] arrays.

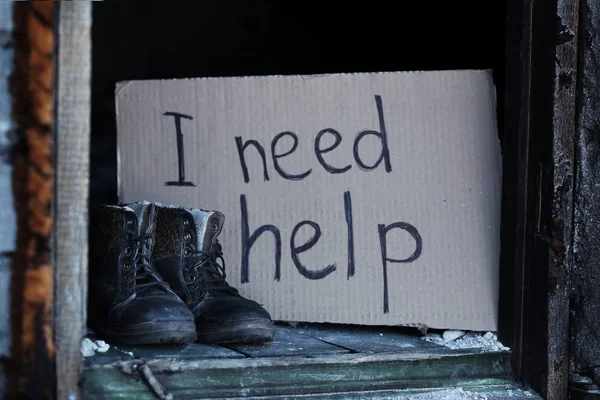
[[96, 320, 198, 345], [196, 318, 274, 344]]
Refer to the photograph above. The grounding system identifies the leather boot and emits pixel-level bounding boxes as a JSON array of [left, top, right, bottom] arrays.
[[88, 202, 197, 344], [152, 203, 274, 344]]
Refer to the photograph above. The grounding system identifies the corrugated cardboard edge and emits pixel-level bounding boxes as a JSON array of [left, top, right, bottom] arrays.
[[485, 72, 503, 183], [115, 80, 132, 203], [114, 69, 492, 86]]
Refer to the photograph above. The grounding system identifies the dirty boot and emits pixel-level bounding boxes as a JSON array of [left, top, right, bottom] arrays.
[[152, 203, 274, 344], [88, 202, 197, 344]]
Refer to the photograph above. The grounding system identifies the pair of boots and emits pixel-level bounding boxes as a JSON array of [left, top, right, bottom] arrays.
[[87, 201, 274, 345]]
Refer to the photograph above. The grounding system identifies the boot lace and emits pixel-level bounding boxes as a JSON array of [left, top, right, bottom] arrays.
[[122, 233, 171, 296], [185, 241, 239, 299]]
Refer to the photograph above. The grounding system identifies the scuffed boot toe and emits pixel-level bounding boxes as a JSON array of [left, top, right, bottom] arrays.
[[194, 294, 274, 344], [104, 296, 198, 344]]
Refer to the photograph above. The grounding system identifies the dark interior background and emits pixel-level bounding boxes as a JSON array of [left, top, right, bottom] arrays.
[[90, 0, 507, 205], [89, 0, 518, 361]]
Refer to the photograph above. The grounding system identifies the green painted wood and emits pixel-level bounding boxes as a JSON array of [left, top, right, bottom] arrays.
[[293, 323, 448, 354], [82, 325, 518, 399], [225, 323, 350, 358], [82, 381, 542, 400], [224, 385, 543, 400], [84, 342, 244, 367], [83, 350, 512, 399]]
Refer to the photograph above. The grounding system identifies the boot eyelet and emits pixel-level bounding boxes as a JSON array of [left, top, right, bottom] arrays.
[[124, 247, 132, 255], [183, 233, 192, 242], [190, 284, 198, 290], [184, 248, 191, 257], [183, 219, 189, 226], [123, 263, 132, 270], [212, 224, 217, 232], [188, 275, 196, 282], [126, 219, 133, 225]]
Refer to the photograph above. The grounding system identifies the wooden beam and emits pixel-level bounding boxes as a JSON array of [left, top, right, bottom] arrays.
[[83, 350, 513, 399], [10, 1, 56, 397], [501, 0, 578, 398], [498, 0, 533, 380], [548, 0, 579, 397], [53, 2, 92, 399], [571, 0, 600, 391]]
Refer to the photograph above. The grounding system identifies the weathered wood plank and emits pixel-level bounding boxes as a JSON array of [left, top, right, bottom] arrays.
[[547, 0, 579, 398], [295, 323, 444, 354], [498, 0, 534, 382], [83, 350, 512, 399], [501, 0, 579, 398], [53, 2, 92, 400], [83, 383, 542, 400], [571, 0, 600, 389], [261, 385, 542, 400], [10, 1, 56, 397], [225, 324, 350, 358], [85, 342, 245, 368]]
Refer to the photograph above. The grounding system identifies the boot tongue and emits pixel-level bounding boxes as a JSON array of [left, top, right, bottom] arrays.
[[126, 201, 155, 235], [125, 201, 170, 295], [185, 208, 237, 296], [187, 209, 225, 253]]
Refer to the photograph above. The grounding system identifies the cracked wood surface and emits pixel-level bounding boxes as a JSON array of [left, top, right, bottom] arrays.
[[83, 323, 514, 399], [572, 0, 600, 386], [548, 0, 579, 398]]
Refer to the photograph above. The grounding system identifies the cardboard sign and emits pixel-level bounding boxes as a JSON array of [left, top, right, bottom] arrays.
[[116, 71, 502, 331]]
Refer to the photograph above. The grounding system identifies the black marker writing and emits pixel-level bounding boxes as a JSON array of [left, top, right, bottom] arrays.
[[344, 191, 355, 278], [240, 194, 281, 283], [290, 220, 336, 280], [271, 131, 312, 180], [164, 111, 196, 187], [233, 94, 391, 183], [378, 222, 422, 313], [235, 137, 270, 183], [353, 95, 392, 172], [315, 128, 352, 174]]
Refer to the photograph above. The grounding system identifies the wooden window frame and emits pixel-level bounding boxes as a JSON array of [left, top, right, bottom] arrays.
[[500, 0, 578, 398], [5, 0, 582, 398]]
